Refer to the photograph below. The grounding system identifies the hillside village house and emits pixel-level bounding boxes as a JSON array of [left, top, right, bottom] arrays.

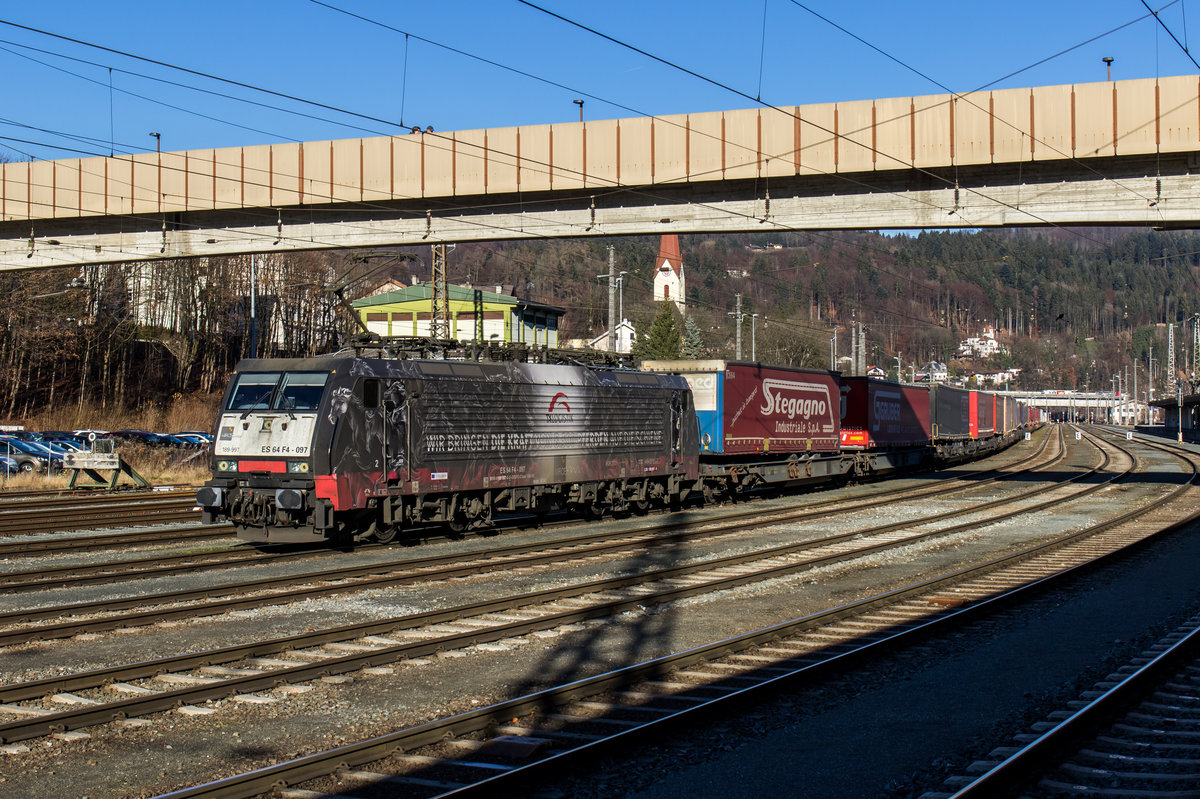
[[957, 325, 1007, 359]]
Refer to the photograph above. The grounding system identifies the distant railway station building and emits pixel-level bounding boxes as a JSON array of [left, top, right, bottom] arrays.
[[352, 282, 565, 347]]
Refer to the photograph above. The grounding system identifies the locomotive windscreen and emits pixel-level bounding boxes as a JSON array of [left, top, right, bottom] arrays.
[[226, 372, 330, 411]]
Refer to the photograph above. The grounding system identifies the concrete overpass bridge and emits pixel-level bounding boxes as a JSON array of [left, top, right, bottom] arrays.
[[1000, 390, 1144, 424], [4, 75, 1200, 269]]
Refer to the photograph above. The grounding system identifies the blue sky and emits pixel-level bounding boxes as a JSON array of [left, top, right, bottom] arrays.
[[1, 0, 1197, 161]]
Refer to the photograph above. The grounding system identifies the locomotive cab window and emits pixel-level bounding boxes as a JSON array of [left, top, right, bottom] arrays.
[[227, 372, 281, 410], [274, 372, 329, 411], [360, 379, 380, 409]]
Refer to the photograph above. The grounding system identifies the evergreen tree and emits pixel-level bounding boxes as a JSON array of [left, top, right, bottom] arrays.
[[634, 302, 683, 359], [683, 315, 705, 359]]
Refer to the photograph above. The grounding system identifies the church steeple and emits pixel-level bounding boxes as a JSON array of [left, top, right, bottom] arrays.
[[652, 234, 686, 312]]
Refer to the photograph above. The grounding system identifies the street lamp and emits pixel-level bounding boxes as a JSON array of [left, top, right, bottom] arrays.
[[1102, 56, 1114, 81], [573, 99, 584, 122], [149, 132, 160, 152]]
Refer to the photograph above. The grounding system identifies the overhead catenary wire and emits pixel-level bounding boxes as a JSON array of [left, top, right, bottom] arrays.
[[785, 0, 1166, 207], [0, 5, 1129, 266], [1, 5, 1189, 281], [1142, 0, 1200, 70], [0, 10, 1048, 233], [0, 20, 969, 260], [514, 0, 1180, 246]]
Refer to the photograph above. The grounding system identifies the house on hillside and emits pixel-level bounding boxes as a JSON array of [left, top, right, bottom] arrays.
[[957, 325, 1007, 359], [915, 361, 950, 383], [352, 282, 565, 346], [581, 319, 637, 354], [974, 368, 1021, 386]]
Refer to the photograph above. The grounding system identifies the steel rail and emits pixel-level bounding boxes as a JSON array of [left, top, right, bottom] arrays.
[[0, 428, 1114, 742], [0, 524, 235, 557], [152, 431, 1199, 799], [941, 429, 1200, 798], [0, 429, 1058, 592], [0, 428, 1072, 705], [0, 427, 1079, 645], [0, 430, 1046, 563], [0, 498, 202, 535]]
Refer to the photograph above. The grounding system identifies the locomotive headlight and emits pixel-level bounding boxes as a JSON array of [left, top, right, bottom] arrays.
[[287, 461, 310, 473], [217, 460, 236, 472]]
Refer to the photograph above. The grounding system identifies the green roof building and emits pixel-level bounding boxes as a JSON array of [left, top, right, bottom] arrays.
[[351, 282, 565, 347]]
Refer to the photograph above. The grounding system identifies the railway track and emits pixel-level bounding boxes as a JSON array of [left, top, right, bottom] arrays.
[[0, 431, 1044, 559], [0, 427, 1058, 592], [0, 426, 1073, 645], [146, 430, 1199, 799], [0, 484, 192, 502], [0, 489, 202, 536], [0, 523, 236, 558], [933, 612, 1200, 798], [0, 426, 1126, 745]]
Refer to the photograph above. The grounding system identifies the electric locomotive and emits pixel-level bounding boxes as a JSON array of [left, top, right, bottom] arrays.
[[197, 346, 699, 544]]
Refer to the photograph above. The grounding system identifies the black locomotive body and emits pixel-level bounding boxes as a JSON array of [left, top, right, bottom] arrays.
[[197, 354, 699, 543]]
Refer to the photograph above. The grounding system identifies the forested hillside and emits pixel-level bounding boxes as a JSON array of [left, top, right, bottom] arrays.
[[1, 227, 1196, 419]]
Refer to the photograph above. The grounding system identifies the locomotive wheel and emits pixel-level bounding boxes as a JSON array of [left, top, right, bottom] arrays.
[[374, 524, 400, 544], [446, 514, 468, 537], [631, 499, 650, 515], [581, 501, 607, 520]]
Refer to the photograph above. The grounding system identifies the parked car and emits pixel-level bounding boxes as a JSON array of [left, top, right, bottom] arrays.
[[0, 455, 20, 475], [0, 439, 46, 472], [44, 439, 85, 452], [1, 438, 63, 470], [171, 433, 212, 447], [4, 430, 43, 442], [108, 430, 169, 446], [41, 430, 90, 447]]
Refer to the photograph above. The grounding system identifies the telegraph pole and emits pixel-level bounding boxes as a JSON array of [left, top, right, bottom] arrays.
[[858, 322, 866, 376], [249, 255, 257, 358], [751, 313, 759, 360], [728, 294, 744, 359], [596, 246, 617, 352], [607, 246, 616, 352], [1149, 345, 1155, 402]]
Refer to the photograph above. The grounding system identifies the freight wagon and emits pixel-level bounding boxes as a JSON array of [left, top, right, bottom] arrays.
[[641, 360, 852, 492]]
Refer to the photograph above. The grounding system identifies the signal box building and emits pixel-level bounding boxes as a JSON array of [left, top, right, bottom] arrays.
[[352, 282, 565, 347]]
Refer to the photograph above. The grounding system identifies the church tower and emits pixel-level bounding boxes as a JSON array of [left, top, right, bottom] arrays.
[[652, 234, 686, 313]]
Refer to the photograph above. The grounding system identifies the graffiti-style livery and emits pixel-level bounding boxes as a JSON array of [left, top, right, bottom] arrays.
[[199, 353, 697, 543]]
